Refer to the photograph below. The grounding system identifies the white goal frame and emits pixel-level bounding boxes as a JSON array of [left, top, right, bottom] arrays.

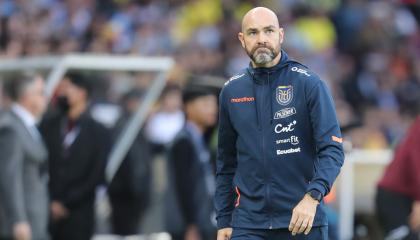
[[0, 54, 174, 183]]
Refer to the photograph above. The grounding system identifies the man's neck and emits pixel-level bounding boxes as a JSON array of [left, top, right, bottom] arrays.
[[187, 120, 205, 134], [252, 51, 282, 68], [68, 102, 87, 120]]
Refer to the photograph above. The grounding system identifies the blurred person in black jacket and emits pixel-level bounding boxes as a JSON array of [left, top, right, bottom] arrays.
[[108, 89, 152, 236], [166, 81, 218, 240], [40, 72, 111, 240]]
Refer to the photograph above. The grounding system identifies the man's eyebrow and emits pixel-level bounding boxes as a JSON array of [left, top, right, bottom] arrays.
[[246, 28, 258, 33], [245, 25, 277, 32], [263, 25, 277, 30]]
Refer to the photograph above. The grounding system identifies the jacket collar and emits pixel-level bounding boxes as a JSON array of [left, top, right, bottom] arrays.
[[11, 103, 38, 128]]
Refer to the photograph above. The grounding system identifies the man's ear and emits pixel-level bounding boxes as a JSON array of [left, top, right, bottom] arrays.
[[279, 28, 284, 45], [238, 32, 245, 48]]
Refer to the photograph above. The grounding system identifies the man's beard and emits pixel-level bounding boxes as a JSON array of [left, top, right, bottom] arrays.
[[246, 44, 279, 66]]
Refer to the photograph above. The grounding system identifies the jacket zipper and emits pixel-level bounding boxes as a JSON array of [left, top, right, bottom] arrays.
[[261, 73, 273, 229], [267, 72, 273, 229]]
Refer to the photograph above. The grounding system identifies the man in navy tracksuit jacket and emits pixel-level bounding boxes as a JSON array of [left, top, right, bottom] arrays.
[[215, 7, 344, 240]]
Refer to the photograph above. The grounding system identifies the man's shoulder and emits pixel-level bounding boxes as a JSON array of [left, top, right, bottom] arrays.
[[85, 114, 110, 134], [0, 111, 19, 137], [0, 110, 16, 128], [286, 62, 319, 80], [285, 62, 323, 88], [169, 129, 194, 153], [220, 69, 250, 100], [223, 70, 249, 88], [172, 128, 192, 144]]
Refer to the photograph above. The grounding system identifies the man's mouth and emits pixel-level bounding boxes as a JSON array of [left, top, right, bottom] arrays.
[[255, 47, 271, 52], [255, 47, 271, 54]]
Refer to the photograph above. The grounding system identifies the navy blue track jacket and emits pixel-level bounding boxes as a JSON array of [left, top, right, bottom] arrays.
[[215, 50, 345, 230]]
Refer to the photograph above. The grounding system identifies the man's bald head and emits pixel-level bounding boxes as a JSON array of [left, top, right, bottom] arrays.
[[238, 7, 284, 68], [241, 7, 280, 32]]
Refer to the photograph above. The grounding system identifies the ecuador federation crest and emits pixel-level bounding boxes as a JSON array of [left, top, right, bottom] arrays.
[[276, 85, 293, 106]]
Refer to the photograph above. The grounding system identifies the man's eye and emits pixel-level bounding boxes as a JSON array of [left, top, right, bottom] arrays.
[[249, 32, 256, 36], [266, 29, 274, 34]]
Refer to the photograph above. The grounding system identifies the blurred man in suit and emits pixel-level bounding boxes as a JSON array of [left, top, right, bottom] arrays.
[[166, 81, 218, 240], [40, 72, 111, 240], [0, 73, 48, 240], [108, 89, 153, 235]]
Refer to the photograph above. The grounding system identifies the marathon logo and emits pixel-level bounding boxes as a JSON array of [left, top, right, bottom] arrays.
[[276, 147, 301, 155], [231, 97, 255, 103], [274, 107, 296, 119]]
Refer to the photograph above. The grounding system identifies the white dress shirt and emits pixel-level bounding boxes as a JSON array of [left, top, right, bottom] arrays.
[[11, 104, 42, 140]]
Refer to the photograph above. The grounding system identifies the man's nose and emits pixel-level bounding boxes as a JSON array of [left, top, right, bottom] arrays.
[[257, 33, 267, 45]]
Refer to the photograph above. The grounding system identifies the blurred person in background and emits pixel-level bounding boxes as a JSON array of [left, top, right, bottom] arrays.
[[0, 73, 48, 240], [166, 80, 219, 240], [146, 84, 185, 154], [376, 84, 420, 240], [108, 89, 152, 236], [40, 72, 111, 240]]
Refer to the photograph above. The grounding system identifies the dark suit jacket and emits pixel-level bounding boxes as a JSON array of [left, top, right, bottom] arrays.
[[40, 110, 111, 210], [108, 115, 152, 205], [165, 125, 216, 236]]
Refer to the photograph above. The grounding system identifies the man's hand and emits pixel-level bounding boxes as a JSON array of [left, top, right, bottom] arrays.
[[185, 224, 201, 240], [288, 194, 319, 236], [13, 222, 31, 240], [51, 201, 69, 221], [409, 201, 420, 231], [217, 227, 232, 240]]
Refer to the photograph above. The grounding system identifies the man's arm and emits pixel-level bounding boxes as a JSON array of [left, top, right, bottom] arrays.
[[407, 120, 420, 230], [214, 88, 238, 229], [306, 80, 345, 197], [289, 79, 345, 235], [0, 126, 28, 226], [411, 122, 420, 201], [171, 138, 198, 225]]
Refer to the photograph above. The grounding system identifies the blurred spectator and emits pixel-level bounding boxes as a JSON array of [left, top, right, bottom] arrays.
[[40, 72, 111, 240], [166, 81, 218, 240], [376, 87, 420, 240], [145, 84, 184, 154], [108, 89, 152, 236], [0, 73, 48, 240]]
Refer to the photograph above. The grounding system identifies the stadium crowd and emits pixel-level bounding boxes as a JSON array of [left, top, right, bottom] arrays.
[[1, 0, 419, 147]]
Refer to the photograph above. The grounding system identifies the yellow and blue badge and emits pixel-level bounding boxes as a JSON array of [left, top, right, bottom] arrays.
[[276, 85, 293, 106]]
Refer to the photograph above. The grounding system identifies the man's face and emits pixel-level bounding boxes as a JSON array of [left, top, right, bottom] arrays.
[[162, 90, 182, 112], [238, 10, 284, 67], [186, 95, 218, 128], [63, 79, 87, 107], [20, 77, 47, 119]]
